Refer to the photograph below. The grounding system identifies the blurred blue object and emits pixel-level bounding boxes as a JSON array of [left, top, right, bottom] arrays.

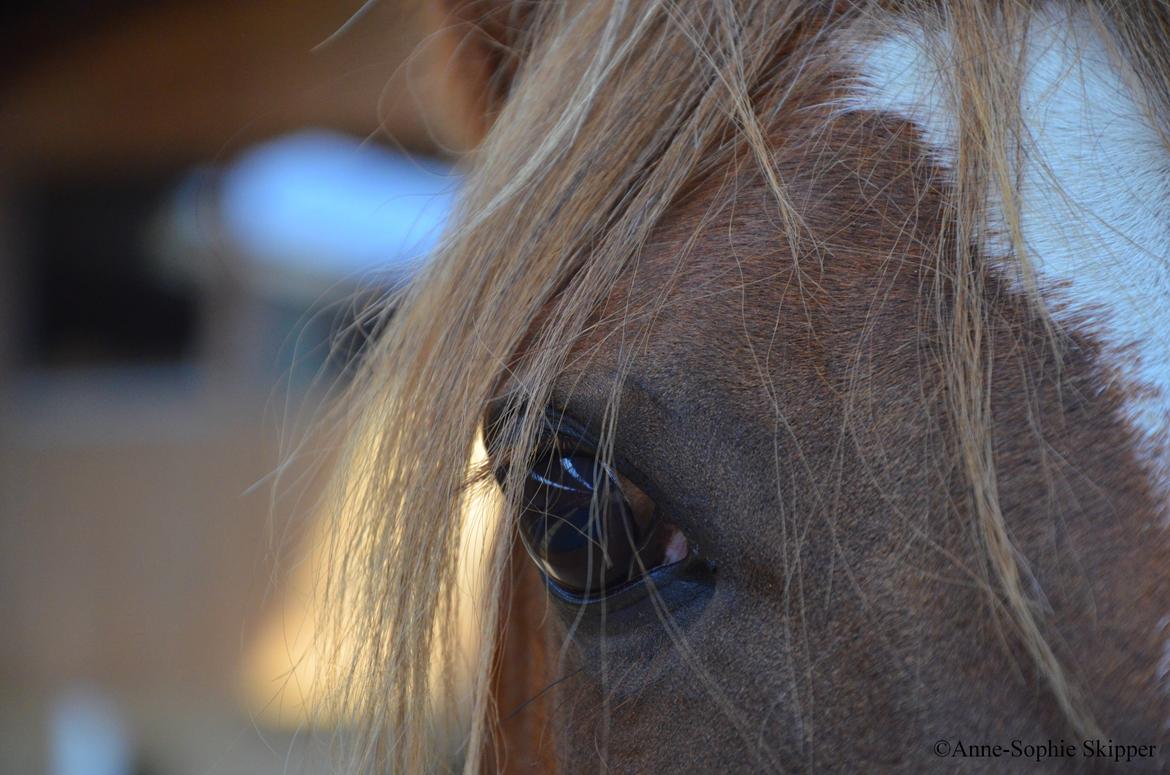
[[217, 130, 458, 291], [50, 690, 131, 775], [147, 130, 460, 383]]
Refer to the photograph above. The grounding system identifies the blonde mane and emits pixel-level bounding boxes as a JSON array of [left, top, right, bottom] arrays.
[[316, 1, 1170, 770]]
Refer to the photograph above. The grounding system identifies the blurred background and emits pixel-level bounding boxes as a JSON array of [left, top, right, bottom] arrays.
[[0, 2, 470, 772]]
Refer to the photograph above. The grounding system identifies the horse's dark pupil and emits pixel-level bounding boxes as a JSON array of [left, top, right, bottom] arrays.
[[519, 449, 655, 594]]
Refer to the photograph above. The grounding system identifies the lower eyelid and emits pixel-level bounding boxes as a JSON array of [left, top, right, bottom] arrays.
[[543, 548, 714, 613]]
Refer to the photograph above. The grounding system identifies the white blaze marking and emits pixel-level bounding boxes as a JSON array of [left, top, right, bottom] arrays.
[[845, 6, 1170, 484], [845, 5, 1170, 711]]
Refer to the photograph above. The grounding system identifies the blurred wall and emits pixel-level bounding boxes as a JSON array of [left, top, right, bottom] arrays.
[[0, 0, 473, 177], [0, 2, 470, 772]]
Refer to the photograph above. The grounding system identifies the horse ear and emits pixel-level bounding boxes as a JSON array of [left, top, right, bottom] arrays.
[[428, 0, 535, 146]]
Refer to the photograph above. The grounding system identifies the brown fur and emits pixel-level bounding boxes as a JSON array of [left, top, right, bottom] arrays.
[[323, 1, 1170, 771], [491, 102, 1170, 771], [491, 107, 1170, 772]]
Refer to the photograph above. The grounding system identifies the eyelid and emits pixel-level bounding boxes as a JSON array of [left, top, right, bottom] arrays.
[[540, 406, 593, 450], [491, 406, 652, 502], [488, 410, 590, 480]]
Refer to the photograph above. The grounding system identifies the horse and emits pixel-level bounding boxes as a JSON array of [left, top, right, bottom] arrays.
[[319, 0, 1170, 771]]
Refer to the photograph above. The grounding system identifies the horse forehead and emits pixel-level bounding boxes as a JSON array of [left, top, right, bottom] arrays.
[[848, 5, 1170, 500], [570, 137, 937, 394], [563, 4, 1170, 452], [845, 3, 1170, 721]]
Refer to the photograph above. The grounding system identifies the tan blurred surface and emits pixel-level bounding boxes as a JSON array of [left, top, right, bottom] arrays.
[[0, 371, 335, 772], [0, 1, 469, 771], [1, 377, 295, 694]]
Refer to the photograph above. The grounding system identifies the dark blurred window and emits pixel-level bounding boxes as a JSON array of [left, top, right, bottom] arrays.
[[1, 1, 159, 77], [22, 175, 199, 367]]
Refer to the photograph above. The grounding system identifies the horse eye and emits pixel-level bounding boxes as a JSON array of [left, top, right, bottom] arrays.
[[510, 437, 689, 598]]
